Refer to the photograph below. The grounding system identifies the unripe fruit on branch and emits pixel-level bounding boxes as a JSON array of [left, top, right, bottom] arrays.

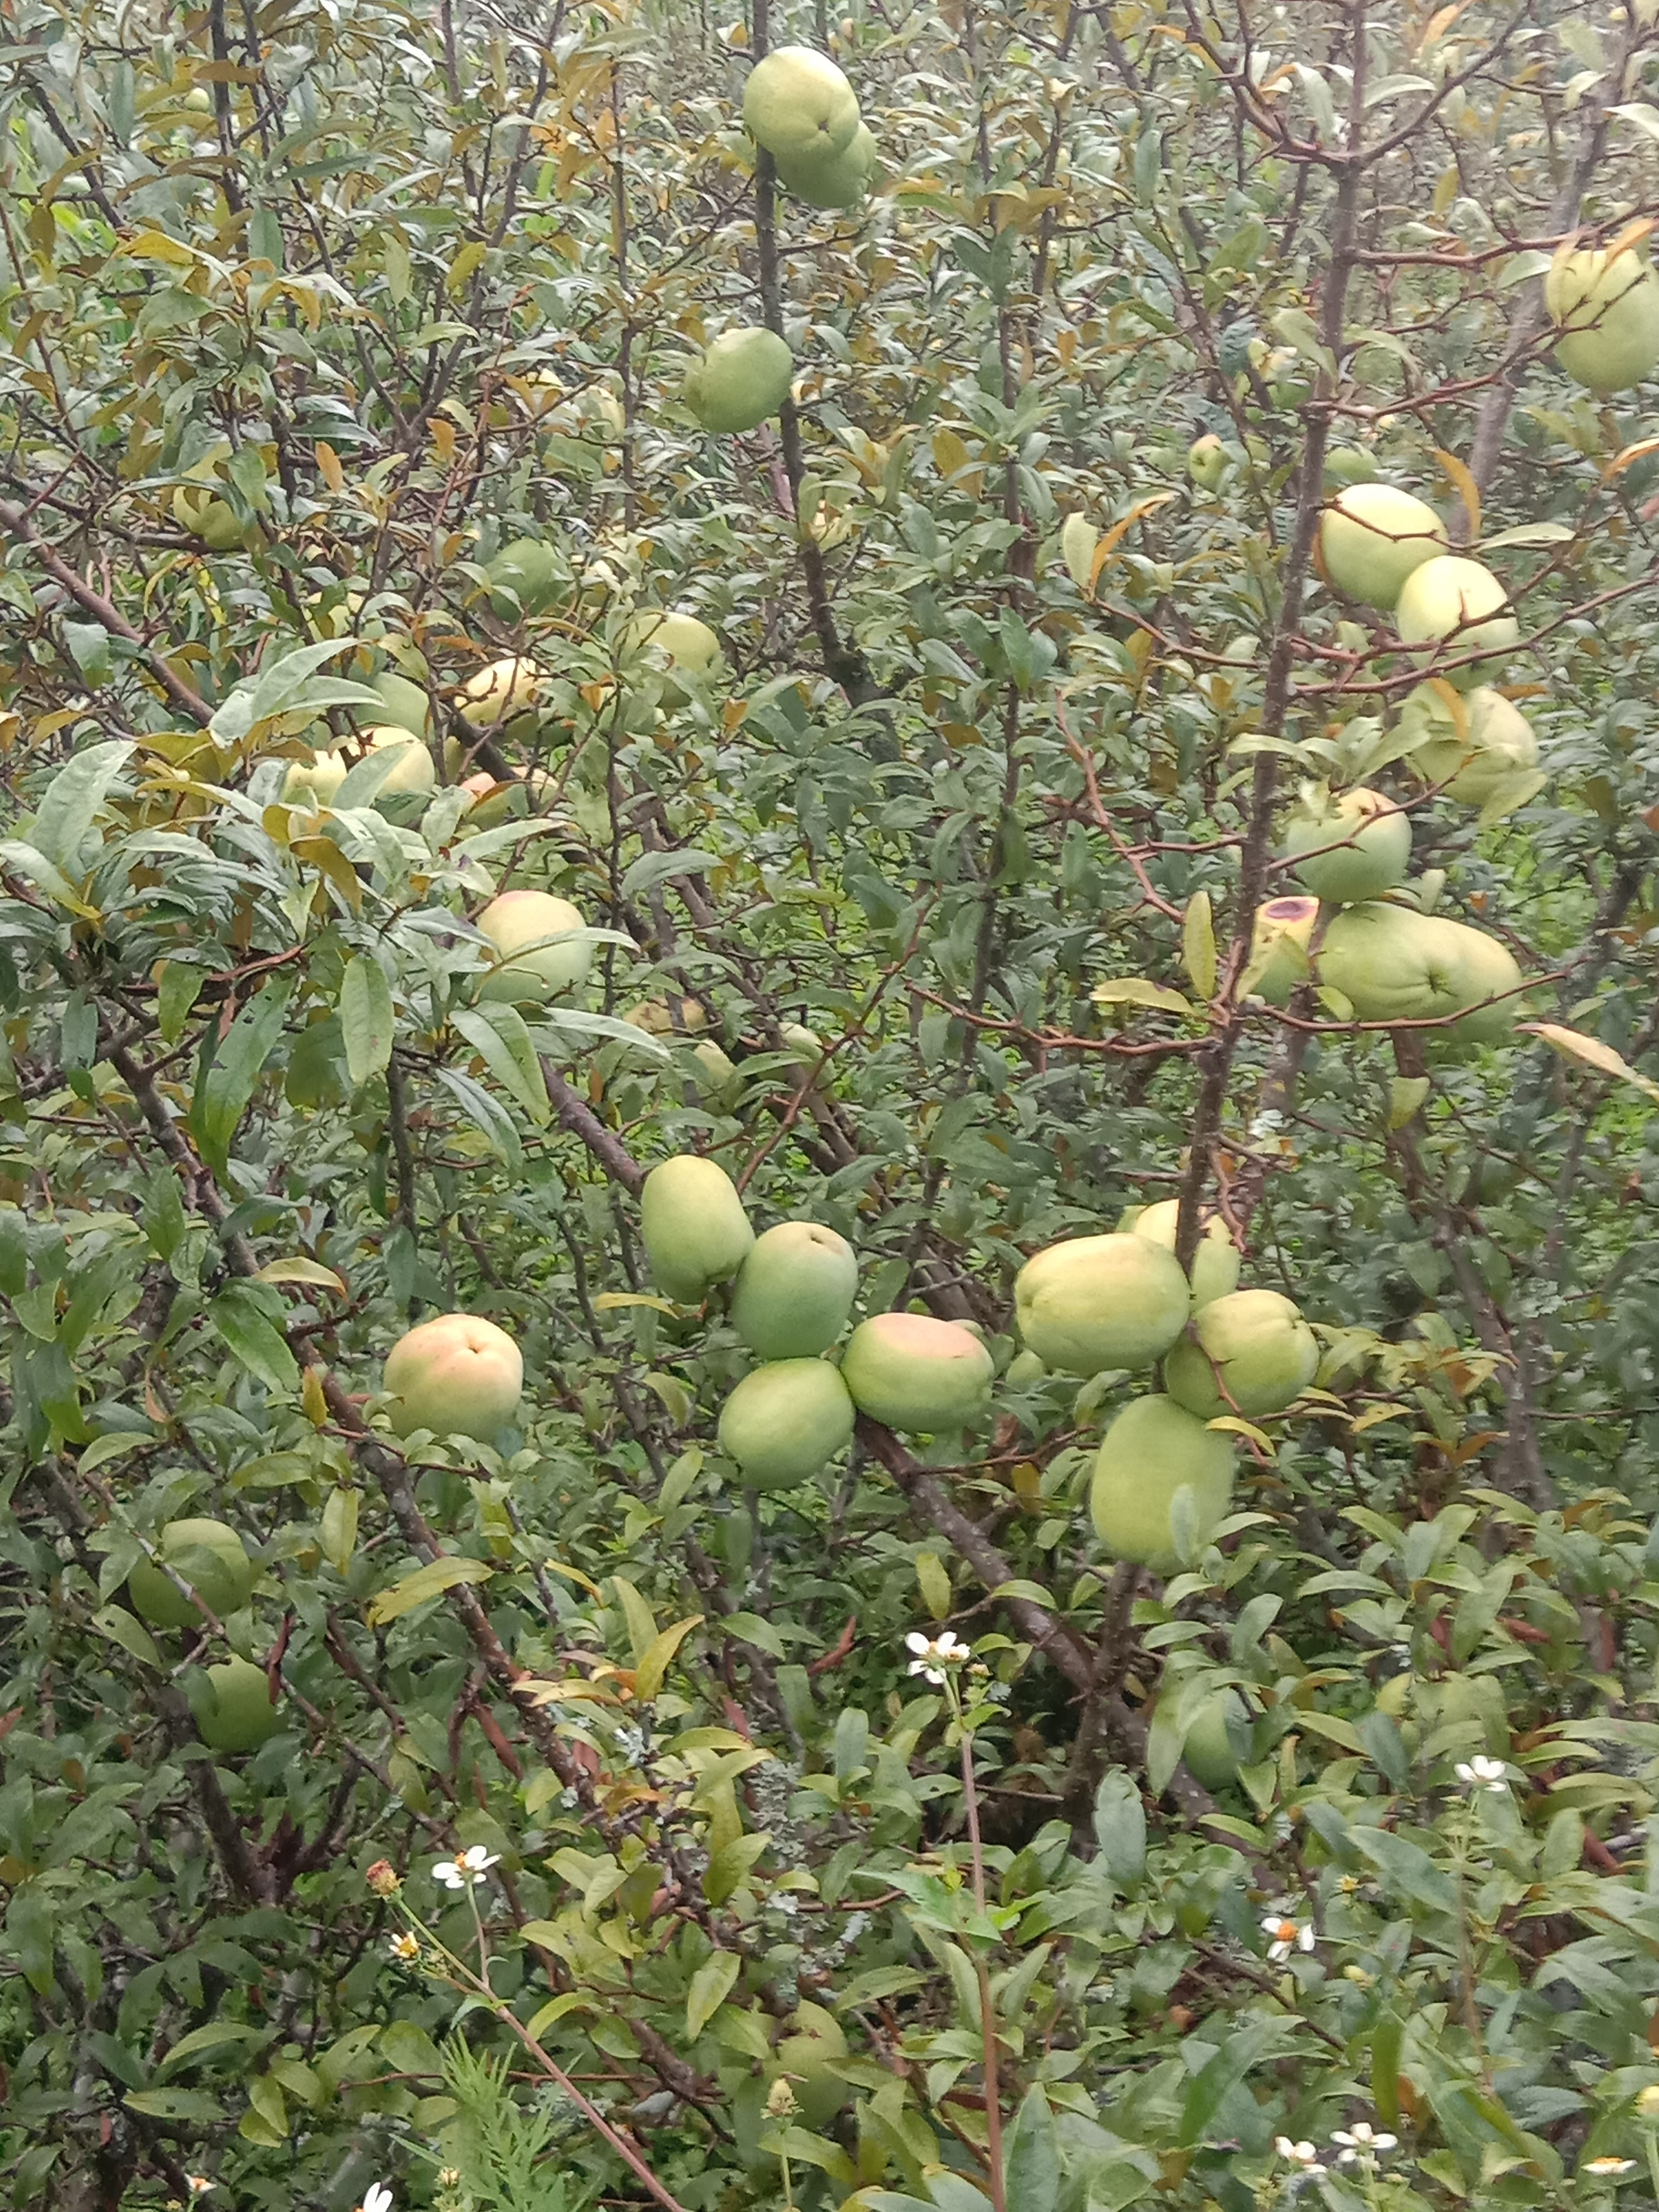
[[1545, 245, 1659, 396], [172, 485, 245, 550], [1400, 683, 1538, 804], [129, 1518, 255, 1629], [485, 538, 560, 618], [1090, 1395, 1235, 1571], [640, 1155, 755, 1302], [282, 747, 348, 807], [1318, 901, 1526, 1043], [1015, 1233, 1191, 1373], [456, 657, 542, 727], [1317, 484, 1447, 609], [1163, 1687, 1249, 1789], [1129, 1201, 1241, 1311], [683, 329, 795, 435], [621, 609, 725, 677], [776, 122, 879, 208], [731, 1221, 859, 1359], [840, 1311, 994, 1431], [1281, 785, 1411, 904], [383, 1312, 523, 1442], [475, 891, 591, 1004], [1394, 556, 1517, 688], [1163, 1288, 1319, 1419], [197, 1657, 282, 1753], [718, 1359, 856, 1488], [355, 727, 435, 797], [742, 46, 860, 162], [1186, 433, 1228, 491]]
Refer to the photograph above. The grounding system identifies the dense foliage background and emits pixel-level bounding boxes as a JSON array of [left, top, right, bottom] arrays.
[[7, 0, 1659, 2205]]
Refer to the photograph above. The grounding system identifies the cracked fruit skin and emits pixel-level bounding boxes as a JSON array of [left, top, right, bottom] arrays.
[[742, 46, 860, 163], [1090, 1395, 1236, 1571], [129, 1518, 255, 1630], [1130, 1201, 1242, 1310], [384, 1313, 523, 1442], [1394, 556, 1517, 688], [1318, 484, 1447, 608], [718, 1359, 856, 1489], [1241, 895, 1319, 1009], [641, 1155, 755, 1302], [1402, 684, 1538, 805], [198, 1657, 282, 1753], [777, 122, 879, 208], [1282, 786, 1411, 904], [475, 890, 591, 1004], [683, 328, 795, 434], [1164, 1288, 1319, 1420], [1318, 901, 1524, 1043], [1015, 1233, 1191, 1375], [1546, 247, 1659, 396], [840, 1311, 994, 1431], [731, 1221, 859, 1359]]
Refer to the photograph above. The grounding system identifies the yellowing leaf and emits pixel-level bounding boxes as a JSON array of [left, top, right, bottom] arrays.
[[1182, 891, 1217, 1001], [633, 1613, 704, 1702], [1389, 1075, 1431, 1129], [1060, 511, 1098, 591], [593, 1291, 681, 1315], [1091, 977, 1194, 1016], [1432, 446, 1479, 540], [685, 1950, 741, 2039], [915, 1550, 952, 1621], [256, 1256, 347, 1293], [1090, 492, 1177, 586], [316, 442, 344, 493], [367, 1555, 493, 1626], [1528, 1023, 1659, 1105]]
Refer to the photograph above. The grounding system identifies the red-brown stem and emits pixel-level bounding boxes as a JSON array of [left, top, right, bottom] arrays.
[[961, 1728, 1006, 2212]]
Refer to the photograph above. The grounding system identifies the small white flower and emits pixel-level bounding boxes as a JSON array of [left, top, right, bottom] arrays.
[[1261, 1907, 1317, 1962], [1333, 2121, 1398, 2161], [388, 1930, 421, 1962], [905, 1629, 968, 1685], [432, 1844, 499, 1889], [1455, 1754, 1509, 1794], [1275, 2137, 1325, 2172], [1583, 2157, 1636, 2178], [185, 2185, 215, 2202], [357, 2186, 395, 2212]]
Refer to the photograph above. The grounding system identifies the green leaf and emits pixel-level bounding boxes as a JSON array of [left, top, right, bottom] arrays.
[[452, 1002, 551, 1126], [160, 2022, 271, 2074], [620, 848, 719, 899], [1002, 2088, 1059, 2212], [703, 1831, 770, 1906], [91, 1605, 160, 1669], [320, 1486, 359, 1576], [124, 2088, 226, 2123], [191, 977, 293, 1177], [685, 1949, 741, 2039], [31, 740, 133, 872], [208, 639, 384, 745], [210, 1282, 299, 1394], [434, 1066, 524, 1169], [339, 955, 395, 1087], [1092, 1769, 1146, 1886], [367, 1554, 494, 1626]]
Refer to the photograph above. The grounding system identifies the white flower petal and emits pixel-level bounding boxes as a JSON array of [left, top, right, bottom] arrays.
[[906, 1632, 932, 1655]]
